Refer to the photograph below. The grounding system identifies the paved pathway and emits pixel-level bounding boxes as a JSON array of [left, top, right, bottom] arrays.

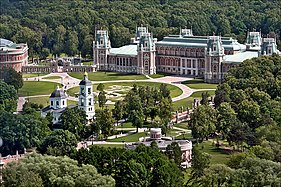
[[20, 72, 215, 110]]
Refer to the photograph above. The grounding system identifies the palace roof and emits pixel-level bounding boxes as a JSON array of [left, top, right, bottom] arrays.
[[223, 51, 259, 63], [156, 35, 246, 51], [110, 45, 137, 56]]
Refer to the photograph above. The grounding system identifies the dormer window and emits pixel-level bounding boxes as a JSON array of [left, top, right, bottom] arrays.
[[213, 46, 217, 51]]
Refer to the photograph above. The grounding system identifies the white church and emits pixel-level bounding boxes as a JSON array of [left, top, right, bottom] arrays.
[[41, 72, 95, 125]]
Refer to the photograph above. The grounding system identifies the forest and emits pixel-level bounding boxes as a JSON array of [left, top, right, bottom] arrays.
[[0, 0, 281, 57]]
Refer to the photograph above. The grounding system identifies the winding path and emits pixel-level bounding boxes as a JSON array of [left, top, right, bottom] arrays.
[[18, 73, 215, 111]]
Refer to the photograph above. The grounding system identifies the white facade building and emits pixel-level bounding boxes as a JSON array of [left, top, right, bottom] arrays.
[[78, 72, 95, 121]]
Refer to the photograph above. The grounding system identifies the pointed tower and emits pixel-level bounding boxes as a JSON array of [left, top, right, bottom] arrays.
[[246, 31, 262, 51], [93, 30, 111, 71], [204, 36, 225, 83], [78, 72, 95, 121], [137, 31, 157, 75], [261, 37, 279, 56]]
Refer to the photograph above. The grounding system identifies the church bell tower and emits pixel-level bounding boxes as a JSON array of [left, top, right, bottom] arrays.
[[78, 72, 95, 121]]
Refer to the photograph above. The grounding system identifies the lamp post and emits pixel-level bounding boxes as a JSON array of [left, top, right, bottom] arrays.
[[0, 159, 4, 184], [0, 136, 3, 184]]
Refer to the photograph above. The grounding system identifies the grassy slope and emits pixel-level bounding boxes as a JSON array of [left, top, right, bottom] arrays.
[[18, 81, 59, 97], [198, 140, 231, 164], [22, 73, 47, 78], [68, 72, 148, 81], [28, 96, 50, 107], [182, 79, 218, 89], [42, 76, 62, 80], [107, 132, 147, 142]]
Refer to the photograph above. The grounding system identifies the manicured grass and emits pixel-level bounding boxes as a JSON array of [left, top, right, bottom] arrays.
[[28, 96, 50, 107], [173, 97, 194, 111], [191, 90, 216, 98], [172, 90, 215, 111], [198, 140, 231, 164], [175, 133, 193, 140], [182, 79, 218, 89], [68, 72, 148, 81], [116, 121, 134, 129], [67, 82, 182, 98], [107, 132, 147, 142], [166, 129, 182, 137], [42, 76, 62, 80], [149, 73, 171, 79], [174, 122, 189, 129], [18, 81, 59, 97], [22, 73, 47, 78], [67, 100, 78, 106]]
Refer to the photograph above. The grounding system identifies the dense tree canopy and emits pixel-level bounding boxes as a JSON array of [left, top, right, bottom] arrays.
[[59, 107, 89, 140], [39, 130, 78, 156], [0, 111, 50, 156], [73, 144, 184, 187], [1, 0, 280, 57], [3, 153, 115, 187], [0, 80, 18, 112]]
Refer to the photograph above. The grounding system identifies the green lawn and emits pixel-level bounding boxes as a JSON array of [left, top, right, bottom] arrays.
[[149, 73, 171, 79], [107, 132, 147, 142], [175, 132, 193, 140], [172, 90, 215, 111], [174, 122, 189, 129], [28, 96, 50, 107], [198, 140, 231, 164], [191, 90, 216, 98], [67, 82, 182, 98], [18, 81, 59, 97], [42, 76, 62, 80], [67, 100, 78, 106], [68, 72, 148, 81], [116, 121, 134, 128], [166, 129, 182, 137], [173, 97, 194, 111], [182, 79, 218, 89], [22, 73, 48, 78]]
